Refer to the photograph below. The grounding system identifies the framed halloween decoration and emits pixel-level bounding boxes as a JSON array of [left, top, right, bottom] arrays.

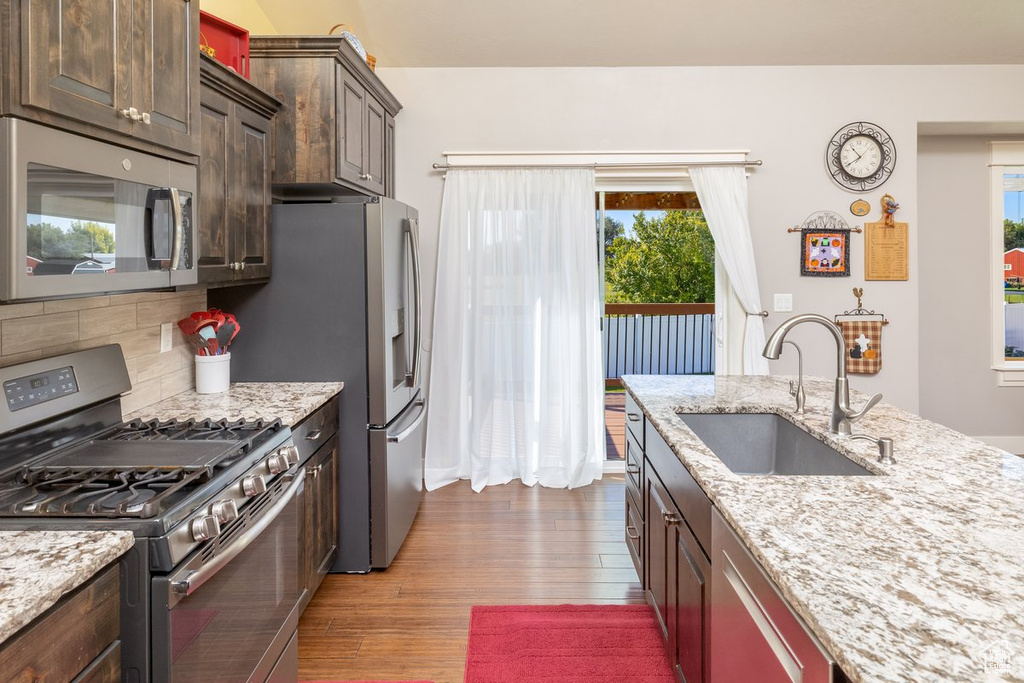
[[800, 228, 850, 276]]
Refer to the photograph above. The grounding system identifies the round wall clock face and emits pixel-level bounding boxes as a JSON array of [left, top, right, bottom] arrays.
[[826, 122, 896, 192]]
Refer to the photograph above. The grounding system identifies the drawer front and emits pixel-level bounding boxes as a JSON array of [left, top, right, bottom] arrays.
[[625, 392, 645, 448], [625, 488, 644, 584], [625, 430, 644, 493], [292, 395, 340, 463], [625, 465, 642, 521], [647, 428, 712, 556], [0, 564, 120, 682], [72, 642, 121, 683]]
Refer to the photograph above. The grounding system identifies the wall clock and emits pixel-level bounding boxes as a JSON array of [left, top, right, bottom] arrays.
[[826, 122, 896, 192]]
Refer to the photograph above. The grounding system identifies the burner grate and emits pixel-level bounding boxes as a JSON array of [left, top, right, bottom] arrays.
[[0, 466, 213, 518], [108, 418, 280, 443]]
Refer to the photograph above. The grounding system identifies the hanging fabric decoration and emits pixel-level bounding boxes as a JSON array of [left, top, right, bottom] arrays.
[[835, 288, 888, 375]]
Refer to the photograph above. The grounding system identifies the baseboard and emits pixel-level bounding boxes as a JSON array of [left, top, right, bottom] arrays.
[[975, 435, 1024, 454]]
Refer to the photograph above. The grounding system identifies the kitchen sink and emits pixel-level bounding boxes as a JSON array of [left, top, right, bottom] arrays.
[[677, 413, 875, 476]]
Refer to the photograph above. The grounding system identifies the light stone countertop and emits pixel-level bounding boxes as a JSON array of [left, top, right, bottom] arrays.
[[124, 382, 344, 426], [0, 531, 134, 645], [621, 374, 1024, 683]]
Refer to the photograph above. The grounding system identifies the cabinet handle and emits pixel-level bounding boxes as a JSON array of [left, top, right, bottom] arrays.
[[360, 173, 372, 181], [239, 261, 246, 270], [306, 429, 323, 441], [140, 111, 151, 125], [309, 464, 323, 479], [626, 464, 640, 475], [627, 412, 641, 422], [662, 511, 682, 525], [626, 525, 641, 540], [229, 262, 237, 271], [120, 107, 142, 121]]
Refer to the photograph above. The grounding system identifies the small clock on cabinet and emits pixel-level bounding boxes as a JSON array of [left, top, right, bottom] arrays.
[[826, 121, 896, 192]]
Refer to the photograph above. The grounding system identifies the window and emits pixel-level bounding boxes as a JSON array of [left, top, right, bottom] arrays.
[[990, 143, 1024, 384]]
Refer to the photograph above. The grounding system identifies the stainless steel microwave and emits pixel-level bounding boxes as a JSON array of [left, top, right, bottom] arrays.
[[0, 118, 197, 302]]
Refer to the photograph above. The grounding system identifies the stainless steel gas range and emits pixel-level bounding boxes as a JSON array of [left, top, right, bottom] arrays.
[[0, 345, 302, 683]]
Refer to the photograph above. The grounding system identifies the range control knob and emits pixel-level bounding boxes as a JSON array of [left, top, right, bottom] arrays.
[[281, 445, 300, 466], [210, 499, 239, 524], [190, 515, 221, 542], [267, 453, 290, 475], [241, 474, 267, 497]]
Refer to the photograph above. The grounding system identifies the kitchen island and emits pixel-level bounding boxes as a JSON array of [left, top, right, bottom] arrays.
[[623, 374, 1024, 683]]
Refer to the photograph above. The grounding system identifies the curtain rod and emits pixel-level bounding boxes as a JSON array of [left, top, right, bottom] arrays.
[[431, 159, 763, 171]]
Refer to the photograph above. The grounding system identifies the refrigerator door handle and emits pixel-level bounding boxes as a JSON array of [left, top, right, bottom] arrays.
[[387, 398, 426, 443], [404, 217, 423, 389]]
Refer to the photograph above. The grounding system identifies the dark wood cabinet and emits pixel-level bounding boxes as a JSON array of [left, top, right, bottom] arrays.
[[0, 564, 121, 682], [645, 457, 711, 683], [293, 396, 340, 612], [303, 440, 339, 598], [248, 36, 402, 197], [7, 0, 199, 156], [198, 55, 280, 285]]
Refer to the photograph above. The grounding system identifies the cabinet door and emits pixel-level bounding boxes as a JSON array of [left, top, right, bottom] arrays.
[[233, 106, 272, 280], [197, 87, 235, 283], [645, 470, 673, 645], [21, 0, 133, 134], [313, 442, 339, 577], [131, 0, 198, 154], [385, 114, 395, 198], [673, 521, 710, 683], [363, 95, 386, 195], [625, 486, 643, 586], [335, 65, 365, 187]]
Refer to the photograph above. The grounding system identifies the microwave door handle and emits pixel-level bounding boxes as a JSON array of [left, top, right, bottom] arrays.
[[144, 189, 158, 269], [404, 218, 422, 389], [167, 469, 306, 603], [169, 188, 182, 271]]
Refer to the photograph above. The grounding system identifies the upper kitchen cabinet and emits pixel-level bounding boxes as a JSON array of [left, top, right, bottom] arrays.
[[198, 54, 281, 285], [1, 0, 200, 157], [248, 36, 401, 197]]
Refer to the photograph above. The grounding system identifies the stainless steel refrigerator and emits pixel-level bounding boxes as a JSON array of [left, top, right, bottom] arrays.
[[210, 196, 425, 571]]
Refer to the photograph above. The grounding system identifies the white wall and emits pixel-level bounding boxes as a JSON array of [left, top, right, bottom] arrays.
[[918, 135, 1024, 442], [378, 64, 1024, 415]]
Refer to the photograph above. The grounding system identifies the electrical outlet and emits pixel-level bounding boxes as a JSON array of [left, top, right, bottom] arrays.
[[774, 293, 793, 312], [160, 323, 173, 353]]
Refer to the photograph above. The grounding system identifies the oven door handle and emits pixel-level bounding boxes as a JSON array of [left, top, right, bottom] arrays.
[[169, 469, 305, 599]]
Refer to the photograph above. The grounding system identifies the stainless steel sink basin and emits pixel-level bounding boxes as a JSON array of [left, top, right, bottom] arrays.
[[677, 413, 875, 476]]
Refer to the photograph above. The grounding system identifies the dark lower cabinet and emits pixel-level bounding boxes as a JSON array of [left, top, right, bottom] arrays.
[[646, 466, 710, 683], [302, 439, 339, 600], [198, 54, 280, 285], [0, 563, 120, 681]]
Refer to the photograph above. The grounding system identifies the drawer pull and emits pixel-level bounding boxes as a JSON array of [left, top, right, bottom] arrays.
[[662, 511, 682, 525], [626, 464, 640, 475], [306, 429, 323, 441], [626, 525, 641, 540], [627, 412, 641, 422]]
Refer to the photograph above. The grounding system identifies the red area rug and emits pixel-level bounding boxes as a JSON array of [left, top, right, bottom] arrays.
[[464, 604, 675, 682]]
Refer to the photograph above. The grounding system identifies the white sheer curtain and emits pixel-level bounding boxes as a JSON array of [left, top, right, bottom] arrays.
[[689, 166, 769, 375], [425, 168, 604, 492]]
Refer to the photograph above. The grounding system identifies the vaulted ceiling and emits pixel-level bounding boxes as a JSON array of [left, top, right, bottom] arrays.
[[253, 0, 1024, 68]]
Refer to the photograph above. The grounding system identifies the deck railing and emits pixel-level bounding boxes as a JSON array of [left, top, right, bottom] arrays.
[[603, 303, 715, 387]]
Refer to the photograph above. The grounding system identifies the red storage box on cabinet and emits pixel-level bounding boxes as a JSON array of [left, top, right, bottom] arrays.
[[199, 11, 250, 77]]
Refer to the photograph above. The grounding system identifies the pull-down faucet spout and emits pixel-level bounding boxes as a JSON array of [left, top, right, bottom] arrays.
[[763, 313, 882, 435]]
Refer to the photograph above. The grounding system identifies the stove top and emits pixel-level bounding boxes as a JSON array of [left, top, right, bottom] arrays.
[[0, 418, 283, 520]]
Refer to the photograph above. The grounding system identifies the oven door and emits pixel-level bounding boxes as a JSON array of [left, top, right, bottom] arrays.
[[152, 470, 304, 683], [1, 118, 197, 302]]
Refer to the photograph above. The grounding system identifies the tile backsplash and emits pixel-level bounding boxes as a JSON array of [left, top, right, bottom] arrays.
[[0, 290, 207, 415]]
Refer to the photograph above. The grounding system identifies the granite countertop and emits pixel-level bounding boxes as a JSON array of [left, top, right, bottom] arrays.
[[125, 382, 344, 425], [0, 531, 134, 645], [622, 374, 1024, 683]]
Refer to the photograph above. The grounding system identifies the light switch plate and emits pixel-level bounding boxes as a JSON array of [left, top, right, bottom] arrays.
[[160, 323, 173, 353], [774, 293, 793, 312]]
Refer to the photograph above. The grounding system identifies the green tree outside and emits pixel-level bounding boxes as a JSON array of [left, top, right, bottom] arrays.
[[1006, 218, 1024, 251], [597, 215, 624, 262], [26, 221, 115, 260], [605, 210, 715, 303]]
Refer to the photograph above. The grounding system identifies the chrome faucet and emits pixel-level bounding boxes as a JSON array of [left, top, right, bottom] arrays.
[[763, 313, 883, 435], [782, 340, 805, 413]]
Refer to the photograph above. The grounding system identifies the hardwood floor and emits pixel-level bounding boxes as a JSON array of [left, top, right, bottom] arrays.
[[298, 474, 644, 683]]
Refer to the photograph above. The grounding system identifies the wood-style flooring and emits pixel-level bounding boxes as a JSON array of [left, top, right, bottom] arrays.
[[298, 474, 643, 683]]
